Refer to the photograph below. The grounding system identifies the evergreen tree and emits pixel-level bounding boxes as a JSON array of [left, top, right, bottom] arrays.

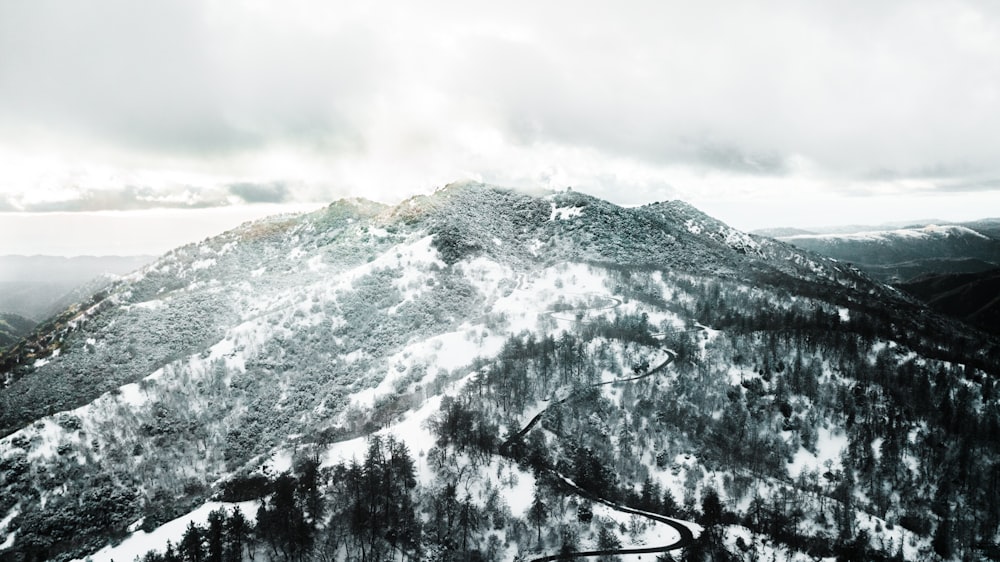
[[933, 516, 953, 559], [163, 541, 182, 562], [180, 522, 205, 562], [224, 507, 251, 562], [257, 472, 312, 561], [296, 453, 324, 525], [700, 486, 723, 526], [597, 526, 621, 562], [205, 509, 225, 562], [528, 485, 548, 544], [662, 489, 679, 516]]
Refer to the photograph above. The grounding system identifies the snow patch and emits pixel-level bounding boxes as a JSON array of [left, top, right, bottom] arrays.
[[787, 426, 849, 478], [191, 258, 216, 271], [549, 203, 584, 221], [317, 373, 479, 483], [362, 327, 500, 399], [0, 509, 18, 551], [74, 501, 259, 562], [132, 299, 166, 311], [117, 383, 149, 407]]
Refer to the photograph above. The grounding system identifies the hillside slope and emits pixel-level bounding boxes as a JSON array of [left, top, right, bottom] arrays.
[[0, 313, 34, 352], [898, 269, 1000, 334], [1, 184, 998, 562]]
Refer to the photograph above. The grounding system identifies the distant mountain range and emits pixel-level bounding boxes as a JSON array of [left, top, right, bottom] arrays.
[[758, 220, 1000, 334], [0, 255, 155, 340], [767, 224, 1000, 279]]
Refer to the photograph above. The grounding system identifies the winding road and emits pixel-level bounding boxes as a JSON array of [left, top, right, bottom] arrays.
[[500, 351, 676, 449], [499, 293, 701, 561]]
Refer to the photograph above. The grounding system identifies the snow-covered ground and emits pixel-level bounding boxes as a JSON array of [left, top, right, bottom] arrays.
[[550, 204, 584, 221], [75, 501, 259, 562], [348, 328, 506, 409], [0, 509, 17, 551], [787, 426, 849, 478]]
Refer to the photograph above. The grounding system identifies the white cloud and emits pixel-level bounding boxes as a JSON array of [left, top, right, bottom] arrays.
[[1, 0, 999, 252]]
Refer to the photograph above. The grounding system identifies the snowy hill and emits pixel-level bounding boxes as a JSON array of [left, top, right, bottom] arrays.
[[776, 224, 1000, 283], [1, 183, 998, 562], [781, 224, 990, 244]]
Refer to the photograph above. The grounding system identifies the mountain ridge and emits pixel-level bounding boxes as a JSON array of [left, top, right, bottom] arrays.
[[1, 183, 998, 562], [2, 184, 992, 437]]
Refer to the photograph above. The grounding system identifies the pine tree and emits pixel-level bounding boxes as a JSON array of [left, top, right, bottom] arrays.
[[597, 526, 621, 550], [163, 541, 182, 562], [700, 486, 723, 526], [180, 522, 205, 562], [205, 509, 225, 562], [662, 489, 679, 516], [528, 485, 548, 544], [933, 516, 953, 559], [224, 507, 250, 562], [296, 453, 324, 525], [258, 472, 312, 561]]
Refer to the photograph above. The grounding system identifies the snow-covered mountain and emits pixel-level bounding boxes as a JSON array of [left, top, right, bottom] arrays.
[[775, 224, 1000, 283], [1, 183, 998, 562]]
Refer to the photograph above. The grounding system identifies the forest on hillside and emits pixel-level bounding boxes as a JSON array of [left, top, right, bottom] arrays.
[[88, 267, 1000, 562], [2, 187, 999, 562]]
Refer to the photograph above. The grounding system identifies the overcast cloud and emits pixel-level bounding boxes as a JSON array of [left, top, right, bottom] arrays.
[[2, 0, 1000, 252]]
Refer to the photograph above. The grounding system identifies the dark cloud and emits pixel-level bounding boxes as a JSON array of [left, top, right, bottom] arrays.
[[0, 0, 370, 157], [864, 162, 983, 182], [4, 186, 231, 212], [694, 143, 789, 176], [922, 178, 1000, 193], [229, 182, 290, 203]]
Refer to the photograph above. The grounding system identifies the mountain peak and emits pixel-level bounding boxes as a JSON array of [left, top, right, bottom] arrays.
[[2, 183, 997, 562], [434, 178, 488, 193]]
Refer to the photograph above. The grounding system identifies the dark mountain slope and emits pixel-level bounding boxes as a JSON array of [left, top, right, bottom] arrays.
[[898, 268, 1000, 334], [768, 220, 1000, 335], [0, 313, 34, 351], [961, 218, 1000, 240]]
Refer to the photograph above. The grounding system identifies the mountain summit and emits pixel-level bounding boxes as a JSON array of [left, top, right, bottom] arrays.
[[1, 184, 998, 562]]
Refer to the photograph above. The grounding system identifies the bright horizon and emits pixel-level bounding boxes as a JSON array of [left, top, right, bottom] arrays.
[[3, 1, 1000, 255], [1, 186, 997, 257]]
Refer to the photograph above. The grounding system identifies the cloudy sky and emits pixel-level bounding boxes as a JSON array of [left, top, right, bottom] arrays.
[[2, 0, 1000, 255]]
